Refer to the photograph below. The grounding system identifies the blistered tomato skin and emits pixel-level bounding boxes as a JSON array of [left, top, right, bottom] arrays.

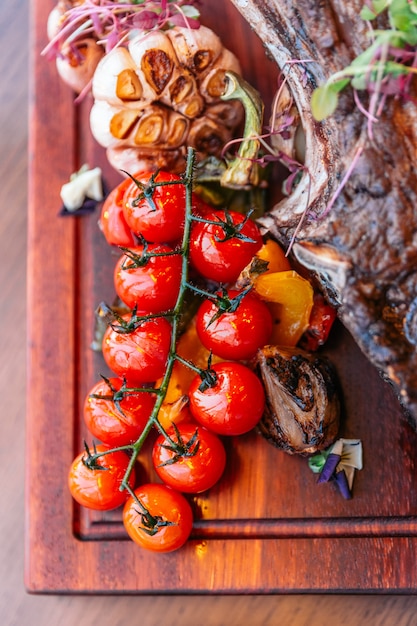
[[189, 209, 263, 284], [188, 362, 266, 436], [102, 314, 172, 384], [68, 445, 135, 511], [123, 483, 193, 552], [83, 377, 156, 447], [122, 171, 187, 243], [100, 178, 136, 247], [152, 422, 227, 493], [196, 290, 273, 361], [114, 243, 182, 313]]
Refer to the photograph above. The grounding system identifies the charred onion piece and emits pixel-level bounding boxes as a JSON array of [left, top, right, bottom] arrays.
[[256, 345, 340, 455]]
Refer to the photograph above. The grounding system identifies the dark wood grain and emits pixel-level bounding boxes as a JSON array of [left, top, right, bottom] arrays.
[[25, 0, 417, 595]]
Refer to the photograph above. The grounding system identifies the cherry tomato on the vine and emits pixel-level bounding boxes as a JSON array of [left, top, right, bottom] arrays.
[[123, 483, 193, 552], [196, 289, 273, 360], [68, 444, 135, 511], [102, 313, 172, 384], [188, 362, 265, 436], [83, 376, 156, 447], [99, 178, 136, 247], [152, 422, 226, 493], [114, 243, 182, 313], [189, 208, 263, 284], [122, 171, 187, 243]]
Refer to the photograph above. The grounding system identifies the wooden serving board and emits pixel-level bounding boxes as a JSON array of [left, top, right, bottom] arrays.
[[26, 0, 417, 594]]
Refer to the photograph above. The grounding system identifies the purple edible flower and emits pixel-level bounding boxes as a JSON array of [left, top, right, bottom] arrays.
[[333, 469, 352, 500], [317, 452, 341, 484]]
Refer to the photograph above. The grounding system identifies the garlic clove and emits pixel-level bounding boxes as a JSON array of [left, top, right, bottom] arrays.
[[60, 165, 103, 212], [169, 69, 205, 118], [116, 69, 143, 101], [110, 109, 141, 140], [205, 101, 244, 130], [188, 116, 234, 158], [200, 48, 242, 102], [92, 46, 143, 106], [168, 25, 223, 74], [56, 38, 105, 94], [128, 31, 178, 100], [133, 106, 167, 145], [90, 100, 147, 148], [90, 101, 125, 148]]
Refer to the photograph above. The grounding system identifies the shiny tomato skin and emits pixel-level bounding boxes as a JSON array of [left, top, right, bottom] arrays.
[[196, 289, 273, 360], [114, 243, 182, 313], [188, 362, 265, 436], [152, 422, 226, 493], [189, 208, 263, 283], [102, 314, 171, 384], [123, 483, 193, 552], [83, 377, 156, 447], [68, 445, 135, 511], [122, 171, 187, 243], [100, 178, 136, 247]]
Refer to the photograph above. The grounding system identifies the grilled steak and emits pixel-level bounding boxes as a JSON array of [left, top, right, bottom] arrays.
[[229, 0, 417, 425]]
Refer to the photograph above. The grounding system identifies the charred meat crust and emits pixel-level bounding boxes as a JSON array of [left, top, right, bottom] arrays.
[[230, 0, 417, 425]]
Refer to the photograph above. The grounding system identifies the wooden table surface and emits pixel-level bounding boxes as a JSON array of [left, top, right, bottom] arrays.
[[2, 0, 417, 623]]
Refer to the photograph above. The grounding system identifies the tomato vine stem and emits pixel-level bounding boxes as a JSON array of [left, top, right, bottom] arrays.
[[84, 148, 198, 486], [118, 146, 197, 491]]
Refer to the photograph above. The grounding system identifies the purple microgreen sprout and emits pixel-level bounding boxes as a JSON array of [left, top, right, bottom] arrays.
[[42, 1, 201, 61]]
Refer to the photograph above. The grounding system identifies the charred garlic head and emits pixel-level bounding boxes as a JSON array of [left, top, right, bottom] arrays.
[[255, 345, 340, 455], [90, 26, 244, 174]]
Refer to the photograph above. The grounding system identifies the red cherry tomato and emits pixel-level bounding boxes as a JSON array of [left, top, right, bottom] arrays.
[[188, 362, 265, 436], [99, 178, 136, 247], [114, 243, 182, 313], [122, 171, 187, 243], [102, 313, 171, 384], [189, 208, 263, 284], [83, 377, 156, 446], [152, 422, 226, 493], [68, 444, 135, 511], [196, 289, 273, 360], [123, 483, 193, 552]]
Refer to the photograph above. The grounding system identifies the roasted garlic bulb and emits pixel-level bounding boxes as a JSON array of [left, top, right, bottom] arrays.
[[89, 26, 244, 174], [256, 345, 340, 456]]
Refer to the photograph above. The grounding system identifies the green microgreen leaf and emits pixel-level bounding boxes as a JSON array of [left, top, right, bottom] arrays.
[[181, 4, 201, 18], [311, 84, 340, 121], [360, 6, 378, 21], [311, 1, 417, 121], [360, 0, 390, 20]]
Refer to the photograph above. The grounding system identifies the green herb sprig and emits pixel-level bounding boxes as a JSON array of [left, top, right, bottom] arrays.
[[311, 0, 417, 122]]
